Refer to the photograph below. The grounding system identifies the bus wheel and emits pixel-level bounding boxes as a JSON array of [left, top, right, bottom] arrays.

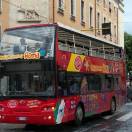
[[110, 99, 116, 114], [75, 105, 84, 125]]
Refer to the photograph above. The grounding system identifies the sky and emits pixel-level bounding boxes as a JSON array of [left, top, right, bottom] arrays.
[[124, 0, 132, 34]]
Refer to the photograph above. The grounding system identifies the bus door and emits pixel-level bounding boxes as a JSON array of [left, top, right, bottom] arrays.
[[57, 71, 81, 121]]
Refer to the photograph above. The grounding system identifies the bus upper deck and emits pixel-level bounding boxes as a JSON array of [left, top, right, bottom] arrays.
[[0, 23, 124, 62]]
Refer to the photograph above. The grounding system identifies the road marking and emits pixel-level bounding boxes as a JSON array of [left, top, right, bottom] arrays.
[[73, 124, 99, 132], [125, 103, 132, 106], [117, 112, 132, 121]]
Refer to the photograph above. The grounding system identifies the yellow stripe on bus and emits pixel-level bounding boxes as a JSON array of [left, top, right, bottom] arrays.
[[67, 54, 85, 72]]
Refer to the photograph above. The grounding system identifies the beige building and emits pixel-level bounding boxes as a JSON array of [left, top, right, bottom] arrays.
[[49, 0, 124, 47], [1, 0, 124, 47], [118, 0, 124, 48], [0, 0, 9, 38]]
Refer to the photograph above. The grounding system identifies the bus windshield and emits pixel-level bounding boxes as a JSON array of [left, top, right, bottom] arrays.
[[0, 71, 55, 98], [0, 26, 55, 58], [0, 61, 55, 98]]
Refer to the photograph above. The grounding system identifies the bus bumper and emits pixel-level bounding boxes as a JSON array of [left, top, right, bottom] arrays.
[[0, 114, 55, 125]]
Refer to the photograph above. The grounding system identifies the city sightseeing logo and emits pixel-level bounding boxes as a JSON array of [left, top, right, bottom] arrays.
[[74, 56, 83, 71]]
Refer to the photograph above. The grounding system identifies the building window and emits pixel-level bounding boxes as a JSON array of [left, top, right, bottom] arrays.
[[81, 0, 85, 25], [103, 0, 106, 8], [90, 7, 93, 28], [71, 0, 76, 20], [104, 17, 106, 23], [109, 1, 112, 13], [97, 12, 100, 30], [114, 25, 117, 37], [58, 0, 64, 9], [58, 0, 64, 14], [97, 12, 101, 35]]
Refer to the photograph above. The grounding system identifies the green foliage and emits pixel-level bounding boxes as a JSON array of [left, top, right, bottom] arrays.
[[124, 32, 132, 71]]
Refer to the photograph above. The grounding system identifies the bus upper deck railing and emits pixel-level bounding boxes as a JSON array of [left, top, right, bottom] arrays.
[[59, 43, 121, 61]]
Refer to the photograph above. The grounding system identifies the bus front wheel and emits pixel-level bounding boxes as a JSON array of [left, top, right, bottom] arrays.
[[110, 99, 116, 114], [75, 105, 84, 125]]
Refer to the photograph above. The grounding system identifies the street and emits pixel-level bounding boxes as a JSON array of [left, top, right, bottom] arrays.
[[0, 102, 132, 132]]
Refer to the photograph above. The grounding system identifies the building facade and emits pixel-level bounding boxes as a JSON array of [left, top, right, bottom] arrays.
[[1, 0, 124, 47], [0, 0, 9, 39], [118, 0, 124, 48], [49, 0, 124, 47]]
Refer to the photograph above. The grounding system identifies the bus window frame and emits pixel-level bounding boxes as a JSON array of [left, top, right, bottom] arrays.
[[105, 74, 114, 91], [66, 72, 82, 96], [87, 74, 102, 94], [114, 75, 120, 90], [57, 70, 67, 97]]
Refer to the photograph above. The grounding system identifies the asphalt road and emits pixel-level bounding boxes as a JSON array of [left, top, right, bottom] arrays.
[[0, 102, 132, 132]]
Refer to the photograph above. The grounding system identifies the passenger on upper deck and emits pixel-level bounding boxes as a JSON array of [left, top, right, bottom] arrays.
[[13, 38, 28, 54]]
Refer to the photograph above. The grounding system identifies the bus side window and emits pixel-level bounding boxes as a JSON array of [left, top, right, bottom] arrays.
[[88, 74, 101, 92], [58, 71, 67, 96], [80, 76, 88, 95], [67, 73, 81, 95], [105, 75, 114, 90], [114, 77, 120, 90], [101, 75, 106, 91]]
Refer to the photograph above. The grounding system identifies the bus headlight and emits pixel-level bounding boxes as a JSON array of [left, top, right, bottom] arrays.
[[48, 116, 52, 120], [42, 106, 55, 111]]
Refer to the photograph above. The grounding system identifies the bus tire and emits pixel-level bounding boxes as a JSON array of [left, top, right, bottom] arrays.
[[75, 105, 84, 125], [109, 98, 116, 114]]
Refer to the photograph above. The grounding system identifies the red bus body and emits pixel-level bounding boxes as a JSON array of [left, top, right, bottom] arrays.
[[0, 24, 126, 125]]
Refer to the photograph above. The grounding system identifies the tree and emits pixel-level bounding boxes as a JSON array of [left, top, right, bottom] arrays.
[[124, 32, 132, 73]]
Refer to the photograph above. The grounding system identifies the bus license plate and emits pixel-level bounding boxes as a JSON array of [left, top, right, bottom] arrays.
[[18, 117, 27, 121]]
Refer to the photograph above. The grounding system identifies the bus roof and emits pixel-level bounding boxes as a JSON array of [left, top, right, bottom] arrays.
[[5, 23, 57, 31], [5, 23, 122, 49]]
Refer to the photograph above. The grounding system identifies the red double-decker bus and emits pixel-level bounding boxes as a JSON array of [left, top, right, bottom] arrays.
[[0, 23, 126, 125]]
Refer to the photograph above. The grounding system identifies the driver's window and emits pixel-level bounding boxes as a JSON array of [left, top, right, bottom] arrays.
[[58, 71, 67, 96], [0, 76, 9, 96]]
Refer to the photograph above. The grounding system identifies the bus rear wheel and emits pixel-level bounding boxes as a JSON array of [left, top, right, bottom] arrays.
[[110, 99, 116, 114], [75, 105, 84, 125]]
